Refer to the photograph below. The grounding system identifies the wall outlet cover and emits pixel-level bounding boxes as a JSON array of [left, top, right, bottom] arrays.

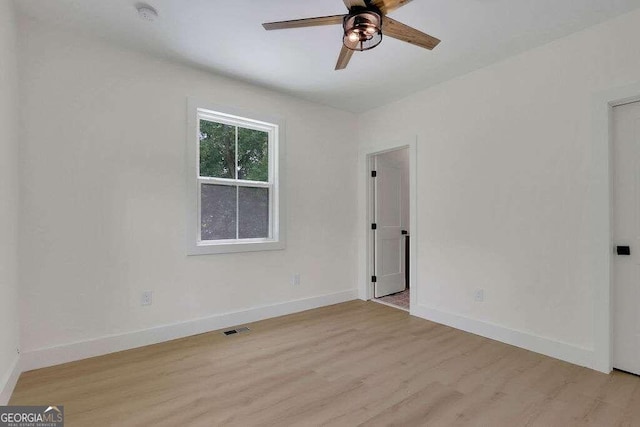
[[141, 291, 153, 306], [291, 273, 301, 286]]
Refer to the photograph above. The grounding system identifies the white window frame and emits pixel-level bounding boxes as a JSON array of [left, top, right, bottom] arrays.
[[186, 98, 285, 255]]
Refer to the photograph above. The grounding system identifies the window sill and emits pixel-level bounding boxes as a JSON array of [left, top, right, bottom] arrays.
[[187, 239, 285, 256]]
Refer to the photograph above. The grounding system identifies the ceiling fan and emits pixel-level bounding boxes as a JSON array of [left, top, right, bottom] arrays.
[[262, 0, 440, 70]]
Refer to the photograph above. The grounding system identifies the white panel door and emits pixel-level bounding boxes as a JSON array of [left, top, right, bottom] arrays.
[[374, 154, 406, 298], [613, 101, 640, 376]]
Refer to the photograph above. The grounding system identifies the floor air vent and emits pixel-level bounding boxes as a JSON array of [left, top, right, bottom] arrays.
[[223, 326, 250, 336]]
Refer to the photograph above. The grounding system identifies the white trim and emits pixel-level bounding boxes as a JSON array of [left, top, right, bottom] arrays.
[[198, 177, 271, 188], [197, 109, 276, 132], [20, 290, 357, 373], [590, 81, 640, 374], [358, 137, 418, 314], [0, 355, 21, 405], [413, 304, 594, 369], [186, 97, 286, 255]]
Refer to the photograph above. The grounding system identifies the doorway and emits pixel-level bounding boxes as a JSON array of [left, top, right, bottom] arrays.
[[612, 100, 640, 377], [370, 147, 410, 311]]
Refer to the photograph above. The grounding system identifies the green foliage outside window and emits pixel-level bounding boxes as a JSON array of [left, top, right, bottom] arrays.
[[199, 120, 268, 181]]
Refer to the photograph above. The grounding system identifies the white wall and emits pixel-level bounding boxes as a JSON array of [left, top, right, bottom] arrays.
[[15, 2, 640, 376], [359, 8, 640, 370], [0, 0, 20, 402], [17, 18, 358, 358]]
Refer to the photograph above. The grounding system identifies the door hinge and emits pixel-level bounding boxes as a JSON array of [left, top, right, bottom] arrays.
[[371, 275, 377, 283], [371, 170, 377, 178], [371, 223, 377, 230]]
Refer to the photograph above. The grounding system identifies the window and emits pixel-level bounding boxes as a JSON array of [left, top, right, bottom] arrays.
[[187, 99, 285, 255]]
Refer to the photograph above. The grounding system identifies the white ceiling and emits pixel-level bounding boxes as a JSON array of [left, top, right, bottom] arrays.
[[15, 0, 640, 112]]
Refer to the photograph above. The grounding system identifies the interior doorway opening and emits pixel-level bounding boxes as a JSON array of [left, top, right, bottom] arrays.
[[369, 147, 410, 311]]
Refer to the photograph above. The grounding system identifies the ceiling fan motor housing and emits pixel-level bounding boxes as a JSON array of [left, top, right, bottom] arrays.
[[343, 9, 383, 51]]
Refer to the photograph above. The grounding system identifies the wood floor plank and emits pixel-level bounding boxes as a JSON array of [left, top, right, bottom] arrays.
[[9, 300, 640, 426]]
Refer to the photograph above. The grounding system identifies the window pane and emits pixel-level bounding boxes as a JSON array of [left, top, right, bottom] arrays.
[[201, 184, 237, 240], [237, 127, 268, 182], [199, 120, 235, 179], [238, 187, 269, 239]]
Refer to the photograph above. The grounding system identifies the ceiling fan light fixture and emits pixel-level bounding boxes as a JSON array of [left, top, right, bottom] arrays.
[[343, 10, 382, 51]]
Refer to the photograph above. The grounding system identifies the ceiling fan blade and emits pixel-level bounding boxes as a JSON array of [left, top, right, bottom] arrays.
[[370, 0, 414, 14], [335, 41, 357, 70], [343, 0, 367, 9], [263, 15, 345, 31], [382, 17, 440, 50]]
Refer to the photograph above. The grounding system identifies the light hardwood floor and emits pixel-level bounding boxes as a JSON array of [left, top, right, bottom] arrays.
[[10, 301, 640, 426]]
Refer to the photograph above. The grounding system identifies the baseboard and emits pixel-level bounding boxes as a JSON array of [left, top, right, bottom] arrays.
[[21, 289, 358, 373], [412, 304, 596, 371], [0, 355, 21, 405]]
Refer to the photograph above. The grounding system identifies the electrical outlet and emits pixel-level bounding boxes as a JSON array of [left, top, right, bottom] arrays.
[[141, 291, 153, 306], [291, 273, 301, 286], [474, 289, 485, 302]]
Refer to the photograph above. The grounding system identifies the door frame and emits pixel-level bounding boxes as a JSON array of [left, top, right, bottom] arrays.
[[592, 82, 640, 373], [358, 137, 417, 313]]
